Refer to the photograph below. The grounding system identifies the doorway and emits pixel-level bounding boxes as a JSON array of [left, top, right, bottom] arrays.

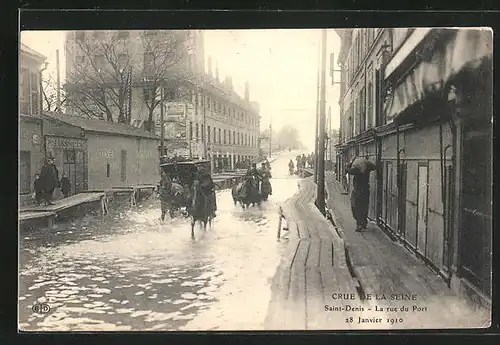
[[397, 161, 407, 238], [459, 116, 492, 296], [63, 149, 85, 195], [416, 164, 429, 255]]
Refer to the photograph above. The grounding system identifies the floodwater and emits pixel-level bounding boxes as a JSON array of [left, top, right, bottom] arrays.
[[19, 152, 301, 331]]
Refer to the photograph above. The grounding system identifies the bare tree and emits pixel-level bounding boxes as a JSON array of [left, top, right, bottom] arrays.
[[41, 74, 67, 112], [65, 31, 133, 123], [65, 30, 190, 128], [140, 30, 190, 132]]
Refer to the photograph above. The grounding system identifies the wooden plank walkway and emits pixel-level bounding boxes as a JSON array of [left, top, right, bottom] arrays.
[[324, 172, 490, 329], [19, 211, 57, 228], [265, 177, 358, 330], [22, 192, 108, 217]]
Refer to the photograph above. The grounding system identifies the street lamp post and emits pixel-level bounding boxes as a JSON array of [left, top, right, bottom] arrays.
[[160, 86, 165, 157]]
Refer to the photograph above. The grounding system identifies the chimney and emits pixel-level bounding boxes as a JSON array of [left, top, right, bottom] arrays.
[[225, 75, 233, 90], [244, 81, 250, 101], [215, 61, 219, 82], [207, 56, 212, 77]]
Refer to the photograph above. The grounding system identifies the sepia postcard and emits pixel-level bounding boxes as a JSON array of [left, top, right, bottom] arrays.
[[18, 26, 492, 331]]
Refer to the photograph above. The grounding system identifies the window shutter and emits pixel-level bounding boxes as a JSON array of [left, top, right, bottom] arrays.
[[120, 150, 127, 182]]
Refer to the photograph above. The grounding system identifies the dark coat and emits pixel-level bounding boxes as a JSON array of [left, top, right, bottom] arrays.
[[60, 177, 71, 194], [34, 178, 44, 194], [40, 163, 59, 191], [160, 176, 173, 201]]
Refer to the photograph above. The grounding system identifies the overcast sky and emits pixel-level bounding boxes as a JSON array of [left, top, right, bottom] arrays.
[[20, 29, 341, 150]]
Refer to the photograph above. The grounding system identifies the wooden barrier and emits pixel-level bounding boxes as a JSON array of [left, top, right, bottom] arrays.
[[20, 192, 108, 230], [19, 211, 57, 228]]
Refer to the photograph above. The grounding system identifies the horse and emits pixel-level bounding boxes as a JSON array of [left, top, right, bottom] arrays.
[[232, 177, 261, 209], [260, 178, 272, 201], [189, 180, 213, 237], [167, 182, 188, 218]]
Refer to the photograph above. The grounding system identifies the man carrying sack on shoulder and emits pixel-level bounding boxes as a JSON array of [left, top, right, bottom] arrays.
[[346, 155, 376, 232]]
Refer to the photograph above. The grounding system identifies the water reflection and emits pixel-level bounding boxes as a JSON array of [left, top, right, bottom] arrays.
[[19, 154, 298, 331]]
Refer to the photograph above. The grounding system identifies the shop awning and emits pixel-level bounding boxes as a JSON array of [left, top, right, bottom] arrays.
[[384, 28, 492, 124]]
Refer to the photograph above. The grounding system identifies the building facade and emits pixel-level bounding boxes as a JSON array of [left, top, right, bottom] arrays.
[[64, 30, 261, 170], [19, 44, 46, 204], [43, 112, 160, 192], [335, 28, 492, 307]]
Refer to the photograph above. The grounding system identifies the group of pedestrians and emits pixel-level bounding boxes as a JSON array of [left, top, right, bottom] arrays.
[[33, 156, 71, 206], [295, 153, 315, 170]]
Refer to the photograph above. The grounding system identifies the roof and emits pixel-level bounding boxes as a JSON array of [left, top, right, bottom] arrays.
[[42, 111, 160, 140], [20, 43, 47, 62]]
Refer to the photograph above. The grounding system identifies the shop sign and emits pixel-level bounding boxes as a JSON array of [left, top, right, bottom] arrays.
[[96, 148, 114, 158], [46, 136, 87, 150]]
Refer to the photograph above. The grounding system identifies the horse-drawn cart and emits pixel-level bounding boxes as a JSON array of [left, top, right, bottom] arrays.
[[158, 157, 212, 217]]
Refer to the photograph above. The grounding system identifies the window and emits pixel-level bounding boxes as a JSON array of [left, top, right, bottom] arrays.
[[30, 71, 39, 115], [223, 105, 227, 115], [143, 52, 154, 75], [367, 81, 373, 129], [213, 127, 216, 143], [121, 150, 127, 182], [196, 123, 199, 141], [218, 129, 221, 143], [75, 31, 85, 41], [93, 31, 105, 39], [207, 126, 211, 143], [201, 124, 204, 142], [117, 31, 130, 39], [93, 54, 105, 71], [228, 131, 231, 145], [106, 164, 111, 178], [212, 100, 216, 110], [189, 121, 193, 140], [392, 28, 411, 51], [368, 29, 375, 48], [217, 102, 221, 113], [19, 151, 31, 194], [118, 53, 128, 67], [359, 87, 366, 133], [165, 87, 176, 101], [20, 68, 30, 114], [143, 87, 154, 102]]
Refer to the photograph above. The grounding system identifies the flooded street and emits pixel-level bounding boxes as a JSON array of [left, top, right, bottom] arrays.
[[19, 153, 300, 331]]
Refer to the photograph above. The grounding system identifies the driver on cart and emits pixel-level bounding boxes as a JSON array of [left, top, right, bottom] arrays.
[[196, 165, 217, 218]]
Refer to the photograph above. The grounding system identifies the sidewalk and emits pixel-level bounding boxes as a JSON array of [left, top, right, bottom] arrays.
[[265, 177, 359, 330], [324, 172, 490, 329]]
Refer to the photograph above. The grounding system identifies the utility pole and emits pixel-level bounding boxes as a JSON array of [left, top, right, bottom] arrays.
[[328, 106, 332, 166], [56, 49, 61, 112], [316, 29, 327, 216], [39, 62, 48, 155], [314, 41, 321, 183], [160, 86, 165, 157]]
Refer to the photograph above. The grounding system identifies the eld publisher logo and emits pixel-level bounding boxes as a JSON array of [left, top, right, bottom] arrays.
[[32, 303, 51, 314]]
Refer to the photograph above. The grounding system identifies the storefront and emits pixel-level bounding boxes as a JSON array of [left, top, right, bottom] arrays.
[[45, 135, 88, 194], [381, 28, 492, 301]]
